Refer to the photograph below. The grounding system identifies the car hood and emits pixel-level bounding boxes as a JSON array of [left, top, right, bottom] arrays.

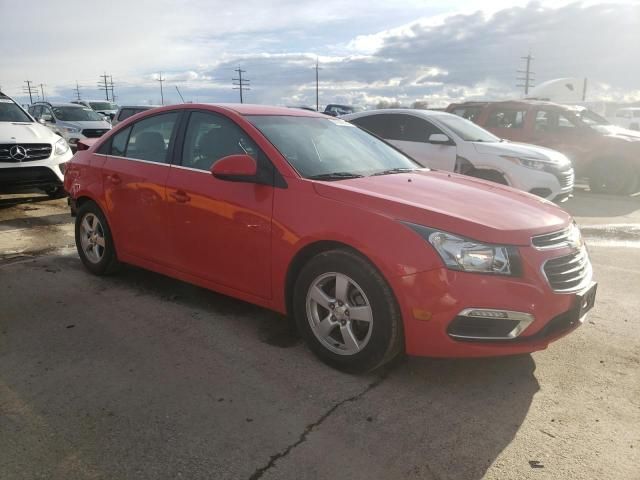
[[312, 170, 571, 245], [0, 121, 58, 143], [594, 125, 640, 141], [61, 120, 112, 129], [472, 140, 570, 165]]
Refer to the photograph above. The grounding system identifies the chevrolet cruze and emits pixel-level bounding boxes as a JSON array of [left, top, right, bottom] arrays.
[[64, 104, 597, 372]]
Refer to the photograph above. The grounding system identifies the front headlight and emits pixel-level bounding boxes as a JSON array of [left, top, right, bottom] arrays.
[[60, 126, 81, 134], [501, 155, 547, 170], [54, 137, 69, 155], [405, 223, 520, 275]]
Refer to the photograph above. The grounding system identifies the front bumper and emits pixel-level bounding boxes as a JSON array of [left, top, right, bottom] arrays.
[[392, 252, 593, 357], [506, 165, 574, 202]]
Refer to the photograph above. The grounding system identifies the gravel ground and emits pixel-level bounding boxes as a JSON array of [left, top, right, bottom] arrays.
[[0, 190, 639, 480]]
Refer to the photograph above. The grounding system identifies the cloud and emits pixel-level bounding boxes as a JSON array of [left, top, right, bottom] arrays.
[[1, 1, 638, 107]]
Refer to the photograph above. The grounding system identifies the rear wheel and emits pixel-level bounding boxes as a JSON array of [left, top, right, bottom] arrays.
[[293, 249, 403, 373], [589, 159, 637, 195], [75, 201, 121, 275], [472, 169, 508, 185]]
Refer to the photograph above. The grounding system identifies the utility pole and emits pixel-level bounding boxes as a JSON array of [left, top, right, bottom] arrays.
[[156, 72, 165, 105], [98, 72, 110, 101], [232, 67, 250, 103], [516, 53, 535, 96], [109, 75, 116, 102], [39, 83, 46, 102], [73, 81, 82, 101], [315, 58, 321, 111], [175, 85, 185, 103], [23, 80, 37, 104], [582, 77, 588, 101]]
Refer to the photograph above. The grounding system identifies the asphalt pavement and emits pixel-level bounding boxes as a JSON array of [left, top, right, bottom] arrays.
[[0, 189, 638, 480]]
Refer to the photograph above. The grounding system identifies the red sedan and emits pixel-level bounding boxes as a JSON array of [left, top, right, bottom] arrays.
[[64, 104, 596, 372]]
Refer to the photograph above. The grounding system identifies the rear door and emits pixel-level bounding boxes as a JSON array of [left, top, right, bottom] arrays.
[[164, 110, 274, 299], [101, 111, 181, 263]]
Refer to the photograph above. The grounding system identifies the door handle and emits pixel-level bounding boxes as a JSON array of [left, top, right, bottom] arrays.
[[107, 174, 121, 185], [170, 190, 191, 203]]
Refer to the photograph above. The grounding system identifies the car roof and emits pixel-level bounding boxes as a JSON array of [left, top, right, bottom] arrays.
[[118, 105, 160, 109], [203, 103, 326, 117], [451, 99, 569, 108], [342, 108, 457, 121], [37, 102, 85, 108]]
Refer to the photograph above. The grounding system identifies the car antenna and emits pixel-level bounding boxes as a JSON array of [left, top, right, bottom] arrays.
[[175, 85, 185, 104]]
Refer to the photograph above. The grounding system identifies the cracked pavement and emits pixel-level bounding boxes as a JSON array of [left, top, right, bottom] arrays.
[[1, 189, 639, 479]]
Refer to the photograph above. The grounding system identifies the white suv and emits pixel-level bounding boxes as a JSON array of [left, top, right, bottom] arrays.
[[0, 93, 72, 197], [343, 109, 574, 202]]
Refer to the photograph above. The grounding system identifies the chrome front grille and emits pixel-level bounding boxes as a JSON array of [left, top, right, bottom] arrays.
[[543, 247, 592, 292], [557, 169, 574, 189], [532, 227, 572, 249], [0, 143, 52, 162]]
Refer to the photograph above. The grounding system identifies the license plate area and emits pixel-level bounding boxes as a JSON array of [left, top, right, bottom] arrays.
[[575, 282, 597, 321]]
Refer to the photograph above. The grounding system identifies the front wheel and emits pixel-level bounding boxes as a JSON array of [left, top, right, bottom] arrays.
[[589, 159, 637, 195], [75, 201, 121, 275], [293, 249, 403, 373]]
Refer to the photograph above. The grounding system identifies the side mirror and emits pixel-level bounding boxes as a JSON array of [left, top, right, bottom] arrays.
[[38, 118, 46, 125], [42, 114, 54, 123], [428, 133, 452, 145], [210, 154, 258, 182]]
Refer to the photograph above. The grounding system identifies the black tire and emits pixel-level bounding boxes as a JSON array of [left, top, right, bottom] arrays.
[[472, 169, 508, 185], [589, 159, 637, 195], [293, 249, 403, 373], [75, 201, 121, 275], [44, 186, 67, 199]]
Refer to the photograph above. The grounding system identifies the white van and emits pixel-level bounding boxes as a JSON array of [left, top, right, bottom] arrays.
[[343, 109, 574, 202]]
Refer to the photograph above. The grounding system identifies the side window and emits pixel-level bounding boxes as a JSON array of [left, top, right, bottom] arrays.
[[387, 114, 441, 142], [118, 108, 136, 122], [452, 107, 482, 121], [557, 112, 576, 129], [486, 109, 526, 129], [111, 127, 131, 156], [30, 105, 42, 118], [350, 115, 391, 138], [125, 112, 179, 163], [535, 110, 577, 132], [181, 111, 258, 171]]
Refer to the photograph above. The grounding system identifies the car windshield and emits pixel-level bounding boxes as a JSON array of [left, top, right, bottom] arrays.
[[89, 102, 117, 111], [0, 100, 32, 122], [248, 115, 420, 179], [436, 114, 500, 142], [53, 106, 104, 121]]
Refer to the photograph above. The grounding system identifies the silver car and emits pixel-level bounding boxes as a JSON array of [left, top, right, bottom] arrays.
[[71, 100, 119, 122], [28, 102, 112, 148]]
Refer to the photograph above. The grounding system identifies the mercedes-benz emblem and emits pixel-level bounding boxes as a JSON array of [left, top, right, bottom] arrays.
[[9, 145, 27, 161]]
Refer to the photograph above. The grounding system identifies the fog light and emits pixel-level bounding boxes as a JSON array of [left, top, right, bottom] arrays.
[[448, 308, 534, 340]]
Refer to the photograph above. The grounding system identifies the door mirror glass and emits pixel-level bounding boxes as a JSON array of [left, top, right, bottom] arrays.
[[42, 114, 53, 122], [38, 117, 46, 125], [428, 133, 451, 144], [210, 154, 258, 182]]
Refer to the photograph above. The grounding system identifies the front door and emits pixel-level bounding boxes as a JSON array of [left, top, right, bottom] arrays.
[[165, 111, 274, 299], [101, 111, 180, 263]]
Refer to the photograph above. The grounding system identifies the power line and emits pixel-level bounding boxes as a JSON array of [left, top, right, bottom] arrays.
[[156, 72, 165, 105], [73, 81, 82, 101], [98, 72, 111, 101], [516, 53, 535, 96], [232, 67, 250, 104], [23, 80, 37, 104]]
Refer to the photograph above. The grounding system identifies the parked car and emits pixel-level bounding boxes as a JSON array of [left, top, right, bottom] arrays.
[[0, 92, 72, 197], [111, 105, 160, 126], [72, 100, 119, 121], [446, 100, 640, 195], [323, 104, 363, 117], [343, 109, 574, 202], [609, 107, 640, 131], [28, 102, 112, 149], [64, 104, 596, 372]]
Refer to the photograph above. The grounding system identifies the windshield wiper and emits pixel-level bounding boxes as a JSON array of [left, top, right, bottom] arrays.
[[308, 172, 365, 181], [371, 167, 417, 176]]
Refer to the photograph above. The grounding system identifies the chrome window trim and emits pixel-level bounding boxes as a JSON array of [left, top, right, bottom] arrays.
[[449, 308, 535, 340]]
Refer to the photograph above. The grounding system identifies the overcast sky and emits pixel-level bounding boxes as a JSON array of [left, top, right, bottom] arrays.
[[0, 0, 638, 107]]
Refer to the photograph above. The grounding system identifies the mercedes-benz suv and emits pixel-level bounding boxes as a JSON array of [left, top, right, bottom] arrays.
[[0, 92, 72, 197]]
